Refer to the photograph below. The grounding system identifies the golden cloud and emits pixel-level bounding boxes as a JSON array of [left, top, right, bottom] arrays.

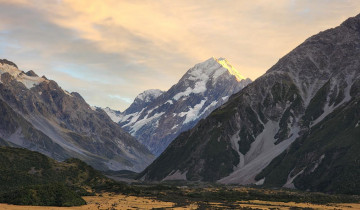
[[1, 0, 360, 109]]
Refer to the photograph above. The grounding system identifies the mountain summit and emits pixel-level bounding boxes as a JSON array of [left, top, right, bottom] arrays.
[[108, 57, 251, 156], [214, 57, 246, 81]]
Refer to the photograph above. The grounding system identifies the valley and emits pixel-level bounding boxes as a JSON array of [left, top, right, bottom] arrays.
[[0, 2, 360, 209]]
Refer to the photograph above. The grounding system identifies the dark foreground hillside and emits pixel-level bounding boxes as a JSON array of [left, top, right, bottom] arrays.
[[0, 146, 108, 206]]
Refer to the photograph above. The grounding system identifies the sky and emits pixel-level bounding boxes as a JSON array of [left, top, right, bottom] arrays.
[[0, 0, 359, 111]]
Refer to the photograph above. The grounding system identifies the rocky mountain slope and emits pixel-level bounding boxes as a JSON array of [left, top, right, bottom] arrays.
[[138, 14, 360, 194], [0, 60, 154, 172], [109, 58, 251, 156]]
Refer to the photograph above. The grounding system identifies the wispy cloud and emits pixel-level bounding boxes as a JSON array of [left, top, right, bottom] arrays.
[[108, 95, 133, 104], [0, 0, 359, 110]]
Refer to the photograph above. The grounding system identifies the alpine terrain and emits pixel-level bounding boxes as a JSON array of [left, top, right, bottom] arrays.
[[139, 14, 360, 194], [105, 57, 251, 156], [0, 59, 154, 172]]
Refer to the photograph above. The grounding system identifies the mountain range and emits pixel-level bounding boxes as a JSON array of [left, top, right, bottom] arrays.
[[138, 14, 360, 194], [105, 57, 251, 156], [0, 60, 154, 172], [0, 12, 359, 197]]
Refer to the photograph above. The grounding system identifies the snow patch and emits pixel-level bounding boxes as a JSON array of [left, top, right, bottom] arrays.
[[212, 66, 227, 80], [163, 170, 188, 181], [171, 124, 178, 130], [187, 57, 219, 82], [255, 178, 265, 186], [245, 121, 280, 163], [230, 131, 245, 169], [18, 75, 45, 89], [222, 96, 229, 101], [173, 81, 207, 100], [219, 121, 300, 184], [179, 100, 206, 124], [103, 107, 122, 123], [121, 108, 146, 127], [63, 90, 73, 97], [145, 106, 159, 117], [130, 112, 165, 134], [283, 168, 305, 189], [312, 77, 354, 127], [173, 57, 245, 101], [0, 63, 45, 89], [343, 71, 356, 103], [310, 154, 325, 173], [0, 63, 21, 77], [198, 100, 218, 117], [135, 89, 163, 102]]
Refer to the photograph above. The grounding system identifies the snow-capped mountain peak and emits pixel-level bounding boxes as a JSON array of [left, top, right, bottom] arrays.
[[135, 89, 164, 103], [0, 59, 46, 89], [115, 57, 252, 156], [215, 57, 246, 81], [185, 57, 246, 84]]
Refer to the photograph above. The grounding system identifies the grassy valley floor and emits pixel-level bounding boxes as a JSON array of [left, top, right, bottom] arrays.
[[0, 189, 360, 209], [0, 193, 360, 209], [0, 193, 197, 210]]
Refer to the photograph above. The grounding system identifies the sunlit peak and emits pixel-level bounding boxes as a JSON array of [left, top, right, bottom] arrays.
[[215, 57, 245, 81]]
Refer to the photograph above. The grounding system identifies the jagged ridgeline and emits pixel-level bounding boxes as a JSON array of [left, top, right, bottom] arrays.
[[139, 13, 360, 195], [0, 59, 154, 172], [0, 146, 108, 206]]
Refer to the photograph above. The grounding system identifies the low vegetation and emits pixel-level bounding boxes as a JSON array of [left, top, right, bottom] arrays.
[[93, 181, 360, 208], [0, 183, 86, 206], [0, 146, 108, 206]]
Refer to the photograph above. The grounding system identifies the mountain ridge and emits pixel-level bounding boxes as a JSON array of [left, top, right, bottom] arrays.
[[138, 13, 360, 194], [0, 61, 154, 172]]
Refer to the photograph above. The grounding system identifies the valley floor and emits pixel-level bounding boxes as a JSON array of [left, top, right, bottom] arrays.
[[0, 192, 360, 210], [0, 193, 196, 210]]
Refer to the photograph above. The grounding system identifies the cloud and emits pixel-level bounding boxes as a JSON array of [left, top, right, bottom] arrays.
[[0, 0, 359, 110], [108, 95, 133, 104]]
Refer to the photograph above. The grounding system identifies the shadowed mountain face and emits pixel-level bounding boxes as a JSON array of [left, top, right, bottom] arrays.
[[0, 60, 154, 172], [106, 57, 251, 156], [138, 14, 360, 194]]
